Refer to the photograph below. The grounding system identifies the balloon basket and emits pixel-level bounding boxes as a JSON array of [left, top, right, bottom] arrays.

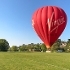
[[46, 48, 51, 53], [46, 50, 51, 53]]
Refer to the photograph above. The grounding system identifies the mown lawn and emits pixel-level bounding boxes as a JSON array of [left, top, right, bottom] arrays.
[[0, 52, 70, 70]]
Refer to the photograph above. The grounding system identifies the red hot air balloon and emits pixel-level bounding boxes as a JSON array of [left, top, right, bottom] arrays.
[[32, 6, 67, 50]]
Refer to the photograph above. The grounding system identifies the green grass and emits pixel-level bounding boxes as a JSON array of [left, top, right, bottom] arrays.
[[0, 52, 70, 70]]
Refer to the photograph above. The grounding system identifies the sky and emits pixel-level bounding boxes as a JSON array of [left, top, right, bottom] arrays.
[[0, 0, 70, 46]]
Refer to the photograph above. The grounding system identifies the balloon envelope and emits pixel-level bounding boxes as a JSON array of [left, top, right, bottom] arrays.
[[32, 6, 67, 48]]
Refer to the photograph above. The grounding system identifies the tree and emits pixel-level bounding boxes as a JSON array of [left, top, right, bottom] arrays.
[[60, 41, 67, 52], [27, 43, 35, 52], [19, 44, 27, 51], [11, 46, 18, 51], [34, 43, 41, 52], [40, 43, 46, 52], [51, 39, 61, 52], [65, 39, 70, 52], [0, 39, 10, 51]]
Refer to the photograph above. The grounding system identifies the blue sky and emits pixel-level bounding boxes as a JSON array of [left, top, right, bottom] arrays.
[[0, 0, 70, 46]]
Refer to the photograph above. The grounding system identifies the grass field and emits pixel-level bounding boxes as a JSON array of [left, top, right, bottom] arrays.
[[0, 52, 70, 70]]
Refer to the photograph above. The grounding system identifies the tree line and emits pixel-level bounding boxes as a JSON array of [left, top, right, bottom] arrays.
[[0, 39, 70, 52]]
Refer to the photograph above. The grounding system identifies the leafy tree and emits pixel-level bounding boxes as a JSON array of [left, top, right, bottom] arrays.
[[51, 39, 61, 52], [8, 47, 11, 51], [19, 44, 27, 51], [27, 43, 35, 51], [0, 39, 10, 51], [19, 46, 26, 51], [60, 41, 67, 52], [34, 43, 41, 52], [11, 46, 18, 51], [65, 39, 70, 52], [40, 43, 46, 52]]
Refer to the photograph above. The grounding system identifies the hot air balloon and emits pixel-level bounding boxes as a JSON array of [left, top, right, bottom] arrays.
[[32, 6, 67, 51]]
